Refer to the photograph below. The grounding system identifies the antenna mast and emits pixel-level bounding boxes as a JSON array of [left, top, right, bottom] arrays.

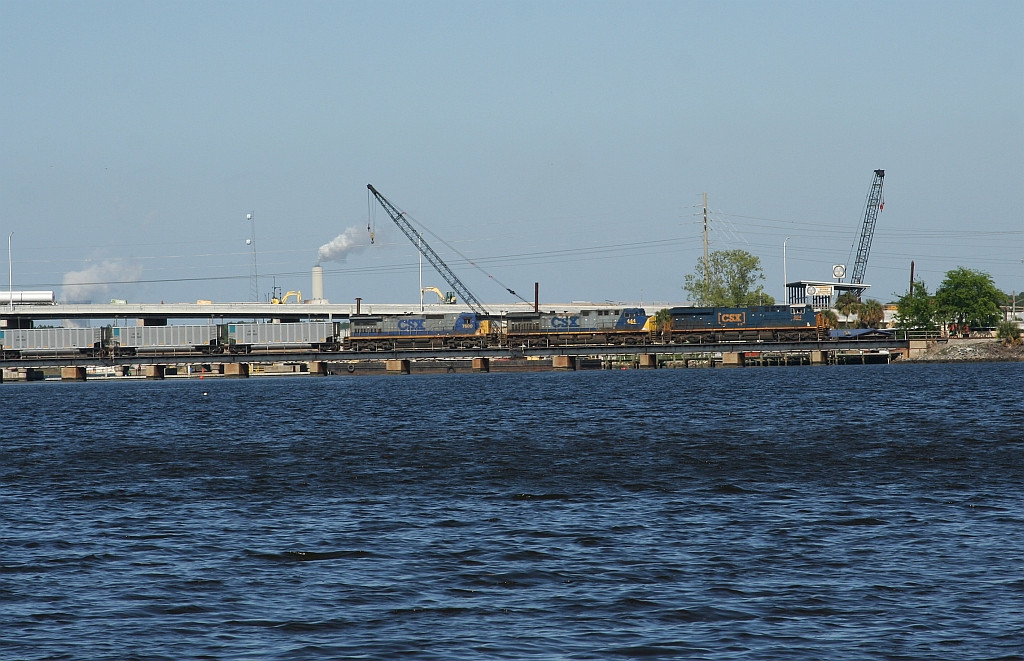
[[702, 193, 710, 300]]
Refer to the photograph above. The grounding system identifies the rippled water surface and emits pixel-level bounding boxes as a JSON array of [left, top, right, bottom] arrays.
[[3, 363, 1024, 659]]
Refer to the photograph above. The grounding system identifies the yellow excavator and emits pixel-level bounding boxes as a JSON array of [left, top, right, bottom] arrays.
[[271, 291, 302, 304], [422, 287, 456, 304]]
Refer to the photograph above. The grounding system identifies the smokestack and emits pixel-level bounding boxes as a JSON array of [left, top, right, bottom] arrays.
[[311, 265, 324, 302], [355, 297, 362, 315], [534, 282, 539, 313]]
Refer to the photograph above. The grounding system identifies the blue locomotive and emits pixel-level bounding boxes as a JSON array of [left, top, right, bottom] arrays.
[[506, 307, 653, 347], [661, 304, 824, 343], [346, 312, 497, 351]]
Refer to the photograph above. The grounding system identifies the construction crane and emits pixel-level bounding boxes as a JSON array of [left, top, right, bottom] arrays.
[[848, 169, 885, 294], [366, 184, 490, 316]]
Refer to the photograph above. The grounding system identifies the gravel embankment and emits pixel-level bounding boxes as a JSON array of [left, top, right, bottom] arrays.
[[909, 338, 1024, 362]]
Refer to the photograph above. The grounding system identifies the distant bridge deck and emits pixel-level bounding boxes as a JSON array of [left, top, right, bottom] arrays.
[[0, 300, 670, 323]]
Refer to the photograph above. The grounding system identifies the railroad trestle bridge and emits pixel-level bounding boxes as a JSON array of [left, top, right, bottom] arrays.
[[0, 338, 910, 380]]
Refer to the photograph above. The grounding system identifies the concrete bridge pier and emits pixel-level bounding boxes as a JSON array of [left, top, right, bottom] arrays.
[[61, 366, 87, 381], [552, 355, 576, 370], [144, 365, 165, 380], [306, 361, 328, 376], [637, 354, 658, 369], [721, 352, 745, 368], [224, 363, 250, 378], [472, 357, 490, 373], [386, 359, 410, 374], [908, 340, 931, 358]]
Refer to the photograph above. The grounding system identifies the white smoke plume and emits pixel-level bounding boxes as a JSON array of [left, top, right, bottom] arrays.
[[61, 259, 144, 303], [317, 226, 368, 264]]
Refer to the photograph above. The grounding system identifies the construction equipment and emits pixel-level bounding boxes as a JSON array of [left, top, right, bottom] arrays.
[[367, 184, 489, 315], [271, 291, 302, 304], [848, 169, 885, 294], [422, 287, 456, 304]]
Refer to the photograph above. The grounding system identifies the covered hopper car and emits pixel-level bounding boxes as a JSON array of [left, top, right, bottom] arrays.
[[0, 327, 106, 358], [109, 325, 221, 356], [223, 321, 344, 353], [1, 321, 348, 359]]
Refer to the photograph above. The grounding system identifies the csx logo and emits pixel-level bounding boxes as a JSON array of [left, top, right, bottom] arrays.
[[550, 316, 579, 328], [398, 319, 426, 331], [718, 313, 746, 324]]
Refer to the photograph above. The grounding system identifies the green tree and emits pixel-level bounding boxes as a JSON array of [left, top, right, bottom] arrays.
[[894, 280, 937, 330], [996, 320, 1021, 346], [835, 292, 861, 328], [683, 249, 775, 307], [859, 299, 885, 328], [934, 268, 1004, 329]]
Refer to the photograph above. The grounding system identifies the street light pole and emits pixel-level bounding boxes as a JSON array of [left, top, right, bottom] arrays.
[[783, 236, 790, 305], [246, 212, 258, 302], [8, 232, 13, 313]]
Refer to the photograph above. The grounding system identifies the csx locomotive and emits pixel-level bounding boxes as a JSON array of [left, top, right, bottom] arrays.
[[346, 312, 498, 351], [505, 308, 653, 347], [659, 304, 825, 344], [345, 308, 654, 350]]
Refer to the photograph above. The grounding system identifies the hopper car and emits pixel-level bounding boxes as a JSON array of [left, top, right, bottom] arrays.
[[110, 322, 346, 356], [222, 321, 344, 354], [109, 325, 221, 356], [1, 321, 349, 359], [0, 327, 106, 358]]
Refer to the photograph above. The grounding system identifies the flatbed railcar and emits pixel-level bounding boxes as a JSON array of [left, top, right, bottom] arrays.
[[660, 304, 825, 344], [346, 312, 496, 351], [506, 308, 654, 348]]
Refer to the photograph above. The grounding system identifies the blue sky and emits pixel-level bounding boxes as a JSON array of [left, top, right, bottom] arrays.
[[2, 0, 1021, 306]]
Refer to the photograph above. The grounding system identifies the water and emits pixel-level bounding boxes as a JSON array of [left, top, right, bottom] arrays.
[[2, 364, 1023, 659]]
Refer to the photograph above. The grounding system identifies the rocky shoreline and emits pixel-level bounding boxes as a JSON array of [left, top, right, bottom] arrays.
[[907, 338, 1024, 362]]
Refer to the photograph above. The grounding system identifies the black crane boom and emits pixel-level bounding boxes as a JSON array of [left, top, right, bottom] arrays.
[[366, 184, 489, 316], [850, 169, 885, 288]]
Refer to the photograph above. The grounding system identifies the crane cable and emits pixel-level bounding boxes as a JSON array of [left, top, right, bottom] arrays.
[[405, 212, 530, 303], [366, 188, 376, 245]]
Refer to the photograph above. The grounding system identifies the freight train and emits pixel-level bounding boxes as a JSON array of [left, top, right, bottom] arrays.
[[0, 305, 834, 359]]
